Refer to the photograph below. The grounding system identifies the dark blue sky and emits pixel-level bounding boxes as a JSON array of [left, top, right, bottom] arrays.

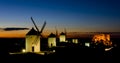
[[0, 0, 120, 32]]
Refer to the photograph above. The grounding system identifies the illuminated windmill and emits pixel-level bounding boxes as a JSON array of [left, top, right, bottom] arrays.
[[25, 17, 46, 52], [48, 33, 56, 48], [59, 28, 66, 42]]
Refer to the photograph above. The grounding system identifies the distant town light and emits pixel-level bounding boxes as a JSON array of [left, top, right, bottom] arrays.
[[85, 43, 90, 47], [72, 39, 78, 44]]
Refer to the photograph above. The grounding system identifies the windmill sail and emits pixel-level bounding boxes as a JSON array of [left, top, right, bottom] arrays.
[[55, 26, 58, 38], [40, 21, 46, 33], [31, 17, 40, 33], [31, 17, 46, 45], [40, 21, 46, 38]]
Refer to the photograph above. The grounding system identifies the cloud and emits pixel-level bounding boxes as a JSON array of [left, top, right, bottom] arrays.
[[2, 27, 29, 31]]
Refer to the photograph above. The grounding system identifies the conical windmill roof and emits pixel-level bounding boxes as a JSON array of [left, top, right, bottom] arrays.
[[26, 27, 38, 35], [60, 32, 65, 35], [48, 33, 56, 37]]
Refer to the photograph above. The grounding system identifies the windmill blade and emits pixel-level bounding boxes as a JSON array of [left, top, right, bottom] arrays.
[[31, 17, 40, 32], [64, 28, 66, 35], [40, 21, 46, 33], [55, 26, 58, 38]]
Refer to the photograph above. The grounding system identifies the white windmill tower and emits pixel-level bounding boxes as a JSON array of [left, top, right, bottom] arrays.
[[59, 28, 67, 42], [25, 17, 46, 52], [48, 33, 56, 48]]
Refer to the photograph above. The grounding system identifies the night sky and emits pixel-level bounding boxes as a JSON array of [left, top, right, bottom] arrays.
[[0, 0, 120, 37]]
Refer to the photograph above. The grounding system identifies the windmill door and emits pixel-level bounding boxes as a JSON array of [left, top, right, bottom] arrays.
[[32, 46, 34, 52], [51, 44, 53, 47]]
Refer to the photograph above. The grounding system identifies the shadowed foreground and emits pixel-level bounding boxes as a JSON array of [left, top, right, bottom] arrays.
[[0, 46, 119, 63]]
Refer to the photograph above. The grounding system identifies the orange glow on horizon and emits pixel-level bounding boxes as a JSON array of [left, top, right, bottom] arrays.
[[0, 30, 50, 38], [0, 30, 28, 38]]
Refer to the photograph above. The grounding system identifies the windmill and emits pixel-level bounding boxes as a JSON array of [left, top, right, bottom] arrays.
[[31, 17, 46, 45], [59, 28, 67, 42], [48, 33, 56, 48], [25, 17, 46, 52]]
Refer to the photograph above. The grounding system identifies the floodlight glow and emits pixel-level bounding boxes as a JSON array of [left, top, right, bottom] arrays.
[[22, 49, 26, 52], [53, 50, 55, 52], [105, 47, 113, 51]]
